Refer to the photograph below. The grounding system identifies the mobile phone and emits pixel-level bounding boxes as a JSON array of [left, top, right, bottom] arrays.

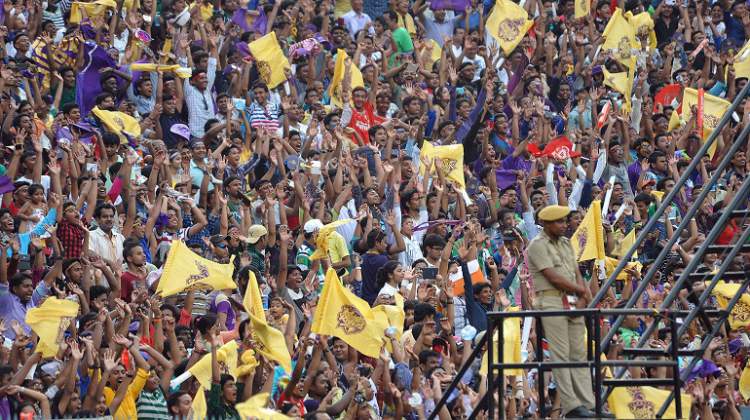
[[422, 267, 438, 280]]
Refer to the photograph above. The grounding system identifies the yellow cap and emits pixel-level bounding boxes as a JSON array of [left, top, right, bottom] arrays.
[[538, 205, 571, 222]]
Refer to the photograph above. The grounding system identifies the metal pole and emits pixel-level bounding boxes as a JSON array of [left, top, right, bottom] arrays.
[[493, 314, 500, 420], [594, 311, 602, 417], [590, 81, 750, 307], [596, 121, 750, 353], [536, 315, 545, 419], [670, 312, 681, 420]]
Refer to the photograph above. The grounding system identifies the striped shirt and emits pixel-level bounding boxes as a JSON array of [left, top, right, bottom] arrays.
[[247, 101, 281, 130], [183, 57, 217, 137], [136, 388, 170, 419]]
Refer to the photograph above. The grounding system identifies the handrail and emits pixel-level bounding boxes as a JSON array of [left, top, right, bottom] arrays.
[[594, 115, 750, 354], [591, 81, 750, 308]]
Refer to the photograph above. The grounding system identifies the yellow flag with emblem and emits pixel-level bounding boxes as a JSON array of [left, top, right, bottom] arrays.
[[571, 201, 606, 262], [671, 88, 730, 158], [479, 306, 523, 376], [312, 269, 386, 358], [248, 313, 292, 373], [25, 297, 80, 358], [419, 141, 466, 189], [710, 281, 750, 329], [608, 386, 691, 419], [604, 257, 643, 281], [92, 107, 142, 144], [243, 270, 266, 322], [485, 0, 534, 56], [602, 8, 639, 69], [626, 11, 657, 49], [236, 393, 292, 419], [155, 240, 237, 297], [188, 340, 239, 389], [69, 0, 117, 23], [328, 49, 365, 108], [575, 0, 590, 19], [612, 228, 638, 259], [248, 32, 291, 89]]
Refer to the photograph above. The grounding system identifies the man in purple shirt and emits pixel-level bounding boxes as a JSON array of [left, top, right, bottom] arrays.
[[0, 262, 57, 339]]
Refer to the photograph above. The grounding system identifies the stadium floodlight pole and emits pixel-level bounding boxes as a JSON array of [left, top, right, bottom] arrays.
[[590, 81, 750, 308], [592, 115, 750, 354]]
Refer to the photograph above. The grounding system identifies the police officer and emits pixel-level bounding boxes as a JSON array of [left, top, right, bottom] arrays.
[[527, 205, 600, 418]]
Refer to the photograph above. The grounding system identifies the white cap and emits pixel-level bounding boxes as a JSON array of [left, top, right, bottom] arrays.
[[304, 219, 324, 234]]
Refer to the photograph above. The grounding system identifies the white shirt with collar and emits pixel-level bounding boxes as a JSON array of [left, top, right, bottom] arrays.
[[342, 9, 372, 39], [88, 227, 126, 265]]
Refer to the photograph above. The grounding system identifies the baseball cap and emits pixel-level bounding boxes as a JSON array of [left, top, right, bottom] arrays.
[[247, 225, 268, 244], [303, 219, 324, 234]]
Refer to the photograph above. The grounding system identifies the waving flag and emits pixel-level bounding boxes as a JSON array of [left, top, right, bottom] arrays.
[[92, 107, 143, 143], [248, 32, 291, 89], [575, 0, 590, 19], [608, 386, 690, 419], [572, 201, 606, 262], [69, 0, 117, 23], [653, 84, 681, 112], [430, 0, 471, 11], [711, 281, 750, 329], [419, 141, 466, 189], [155, 240, 237, 297], [627, 11, 657, 49], [25, 297, 80, 357], [312, 269, 386, 358], [485, 0, 533, 55], [480, 306, 523, 376], [76, 41, 119, 117], [248, 313, 292, 373], [602, 8, 639, 69], [602, 57, 636, 111], [670, 88, 730, 158], [328, 49, 364, 108], [188, 340, 239, 389], [236, 393, 292, 420], [243, 270, 266, 322]]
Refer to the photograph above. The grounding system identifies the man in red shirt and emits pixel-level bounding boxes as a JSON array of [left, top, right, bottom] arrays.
[[342, 59, 382, 145], [121, 238, 149, 302]]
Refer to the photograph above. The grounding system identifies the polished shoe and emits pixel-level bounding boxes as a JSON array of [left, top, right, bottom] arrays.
[[564, 406, 597, 418]]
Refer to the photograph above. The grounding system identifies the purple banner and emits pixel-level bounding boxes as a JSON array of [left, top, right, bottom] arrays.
[[430, 0, 471, 12]]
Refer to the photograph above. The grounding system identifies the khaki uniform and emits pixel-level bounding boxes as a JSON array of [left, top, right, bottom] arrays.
[[527, 230, 595, 414]]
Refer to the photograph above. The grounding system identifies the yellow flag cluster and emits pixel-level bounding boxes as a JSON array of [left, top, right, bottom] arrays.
[[156, 240, 237, 297], [237, 393, 292, 420], [602, 8, 639, 69], [575, 0, 590, 19], [480, 306, 522, 376], [572, 200, 606, 262], [130, 63, 192, 79], [92, 107, 142, 144], [608, 386, 691, 419], [667, 88, 730, 158], [312, 269, 388, 358], [69, 0, 117, 23], [602, 57, 636, 112], [328, 49, 365, 108], [710, 281, 750, 329], [25, 297, 80, 357], [248, 32, 291, 89], [485, 0, 533, 56], [419, 141, 466, 189], [188, 340, 239, 389]]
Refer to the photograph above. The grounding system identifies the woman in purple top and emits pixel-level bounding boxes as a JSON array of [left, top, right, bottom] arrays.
[[209, 291, 236, 332]]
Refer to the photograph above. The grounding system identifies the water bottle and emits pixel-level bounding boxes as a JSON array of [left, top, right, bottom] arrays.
[[262, 292, 269, 310]]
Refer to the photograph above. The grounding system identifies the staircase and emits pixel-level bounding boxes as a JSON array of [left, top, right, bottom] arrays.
[[428, 83, 750, 419]]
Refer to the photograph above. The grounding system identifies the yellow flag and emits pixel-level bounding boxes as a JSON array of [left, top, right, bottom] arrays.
[[25, 297, 80, 358], [485, 0, 533, 56], [243, 270, 266, 322], [155, 240, 237, 297], [480, 307, 523, 376], [602, 57, 636, 112], [627, 11, 657, 50], [740, 362, 750, 401], [129, 63, 192, 79], [247, 32, 291, 89], [236, 349, 260, 377], [328, 49, 365, 108], [236, 393, 292, 420], [612, 229, 637, 259], [248, 313, 292, 373], [602, 8, 639, 69], [312, 269, 386, 358], [419, 141, 466, 189], [69, 0, 117, 23], [608, 386, 691, 419], [572, 201, 606, 261], [91, 107, 143, 144], [310, 219, 354, 261], [575, 0, 590, 19], [733, 39, 750, 80], [188, 340, 239, 389], [604, 257, 642, 281], [191, 386, 207, 420], [372, 303, 406, 353], [675, 88, 730, 158], [711, 281, 750, 329]]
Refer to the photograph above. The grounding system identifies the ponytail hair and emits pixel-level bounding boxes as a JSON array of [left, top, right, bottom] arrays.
[[376, 260, 401, 291]]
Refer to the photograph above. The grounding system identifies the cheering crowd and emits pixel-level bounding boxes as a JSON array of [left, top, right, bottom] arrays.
[[1, 0, 750, 416]]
